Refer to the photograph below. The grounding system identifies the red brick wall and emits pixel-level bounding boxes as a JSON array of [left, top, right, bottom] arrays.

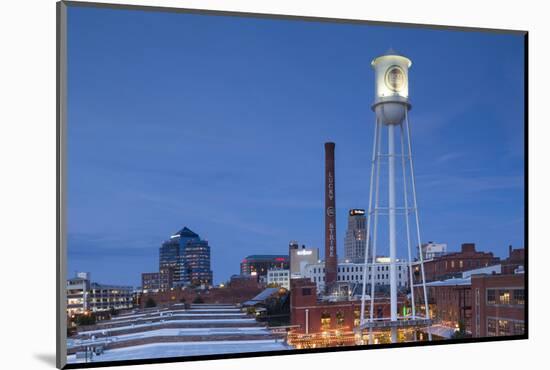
[[429, 285, 472, 331], [229, 275, 261, 290], [422, 243, 500, 282], [293, 304, 357, 334], [290, 278, 317, 308], [290, 278, 400, 334], [290, 278, 357, 335], [140, 286, 262, 308], [502, 248, 525, 274], [471, 274, 525, 337]]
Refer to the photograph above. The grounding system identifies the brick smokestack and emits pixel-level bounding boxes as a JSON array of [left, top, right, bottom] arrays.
[[324, 142, 337, 290]]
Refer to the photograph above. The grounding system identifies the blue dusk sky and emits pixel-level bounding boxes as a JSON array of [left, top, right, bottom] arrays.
[[66, 6, 525, 287]]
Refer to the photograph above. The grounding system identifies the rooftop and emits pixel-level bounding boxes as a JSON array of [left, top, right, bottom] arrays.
[[90, 282, 134, 290], [171, 227, 199, 239], [424, 277, 471, 287], [242, 255, 289, 261], [242, 288, 280, 306]]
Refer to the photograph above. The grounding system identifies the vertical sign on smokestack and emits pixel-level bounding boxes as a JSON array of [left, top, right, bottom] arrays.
[[324, 142, 337, 291]]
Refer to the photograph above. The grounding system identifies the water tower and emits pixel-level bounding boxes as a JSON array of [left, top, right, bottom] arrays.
[[358, 50, 432, 344]]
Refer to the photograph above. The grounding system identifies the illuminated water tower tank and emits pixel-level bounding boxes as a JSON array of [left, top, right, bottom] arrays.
[[358, 49, 433, 345], [371, 50, 412, 125]]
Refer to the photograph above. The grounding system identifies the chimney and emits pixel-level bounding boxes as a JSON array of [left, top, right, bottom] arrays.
[[461, 243, 476, 253], [324, 142, 338, 290]]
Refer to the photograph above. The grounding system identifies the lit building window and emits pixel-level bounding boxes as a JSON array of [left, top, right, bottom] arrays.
[[321, 312, 331, 330], [499, 290, 511, 305], [336, 311, 345, 327], [498, 320, 511, 336], [354, 310, 360, 327]]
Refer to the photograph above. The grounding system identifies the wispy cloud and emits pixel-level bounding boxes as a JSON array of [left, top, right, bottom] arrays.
[[130, 191, 288, 238], [418, 173, 523, 193], [435, 151, 465, 165], [412, 92, 483, 139], [67, 232, 158, 256]]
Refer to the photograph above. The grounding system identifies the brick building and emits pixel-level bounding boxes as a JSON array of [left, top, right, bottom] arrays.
[[228, 274, 262, 290], [502, 246, 525, 274], [140, 275, 262, 308], [422, 243, 500, 282], [290, 278, 358, 335], [290, 279, 399, 332], [424, 247, 525, 337], [425, 277, 472, 331], [471, 273, 525, 337]]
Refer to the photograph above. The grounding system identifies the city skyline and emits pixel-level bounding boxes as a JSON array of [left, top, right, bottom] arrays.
[[67, 7, 524, 287]]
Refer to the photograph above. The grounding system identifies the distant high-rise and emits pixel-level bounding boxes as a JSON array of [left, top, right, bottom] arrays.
[[344, 209, 368, 262], [159, 227, 213, 289], [182, 238, 213, 286], [159, 237, 178, 291]]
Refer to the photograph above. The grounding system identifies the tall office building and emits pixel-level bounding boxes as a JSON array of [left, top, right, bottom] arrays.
[[159, 227, 213, 289], [159, 237, 179, 291], [182, 239, 213, 286], [344, 209, 368, 262]]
